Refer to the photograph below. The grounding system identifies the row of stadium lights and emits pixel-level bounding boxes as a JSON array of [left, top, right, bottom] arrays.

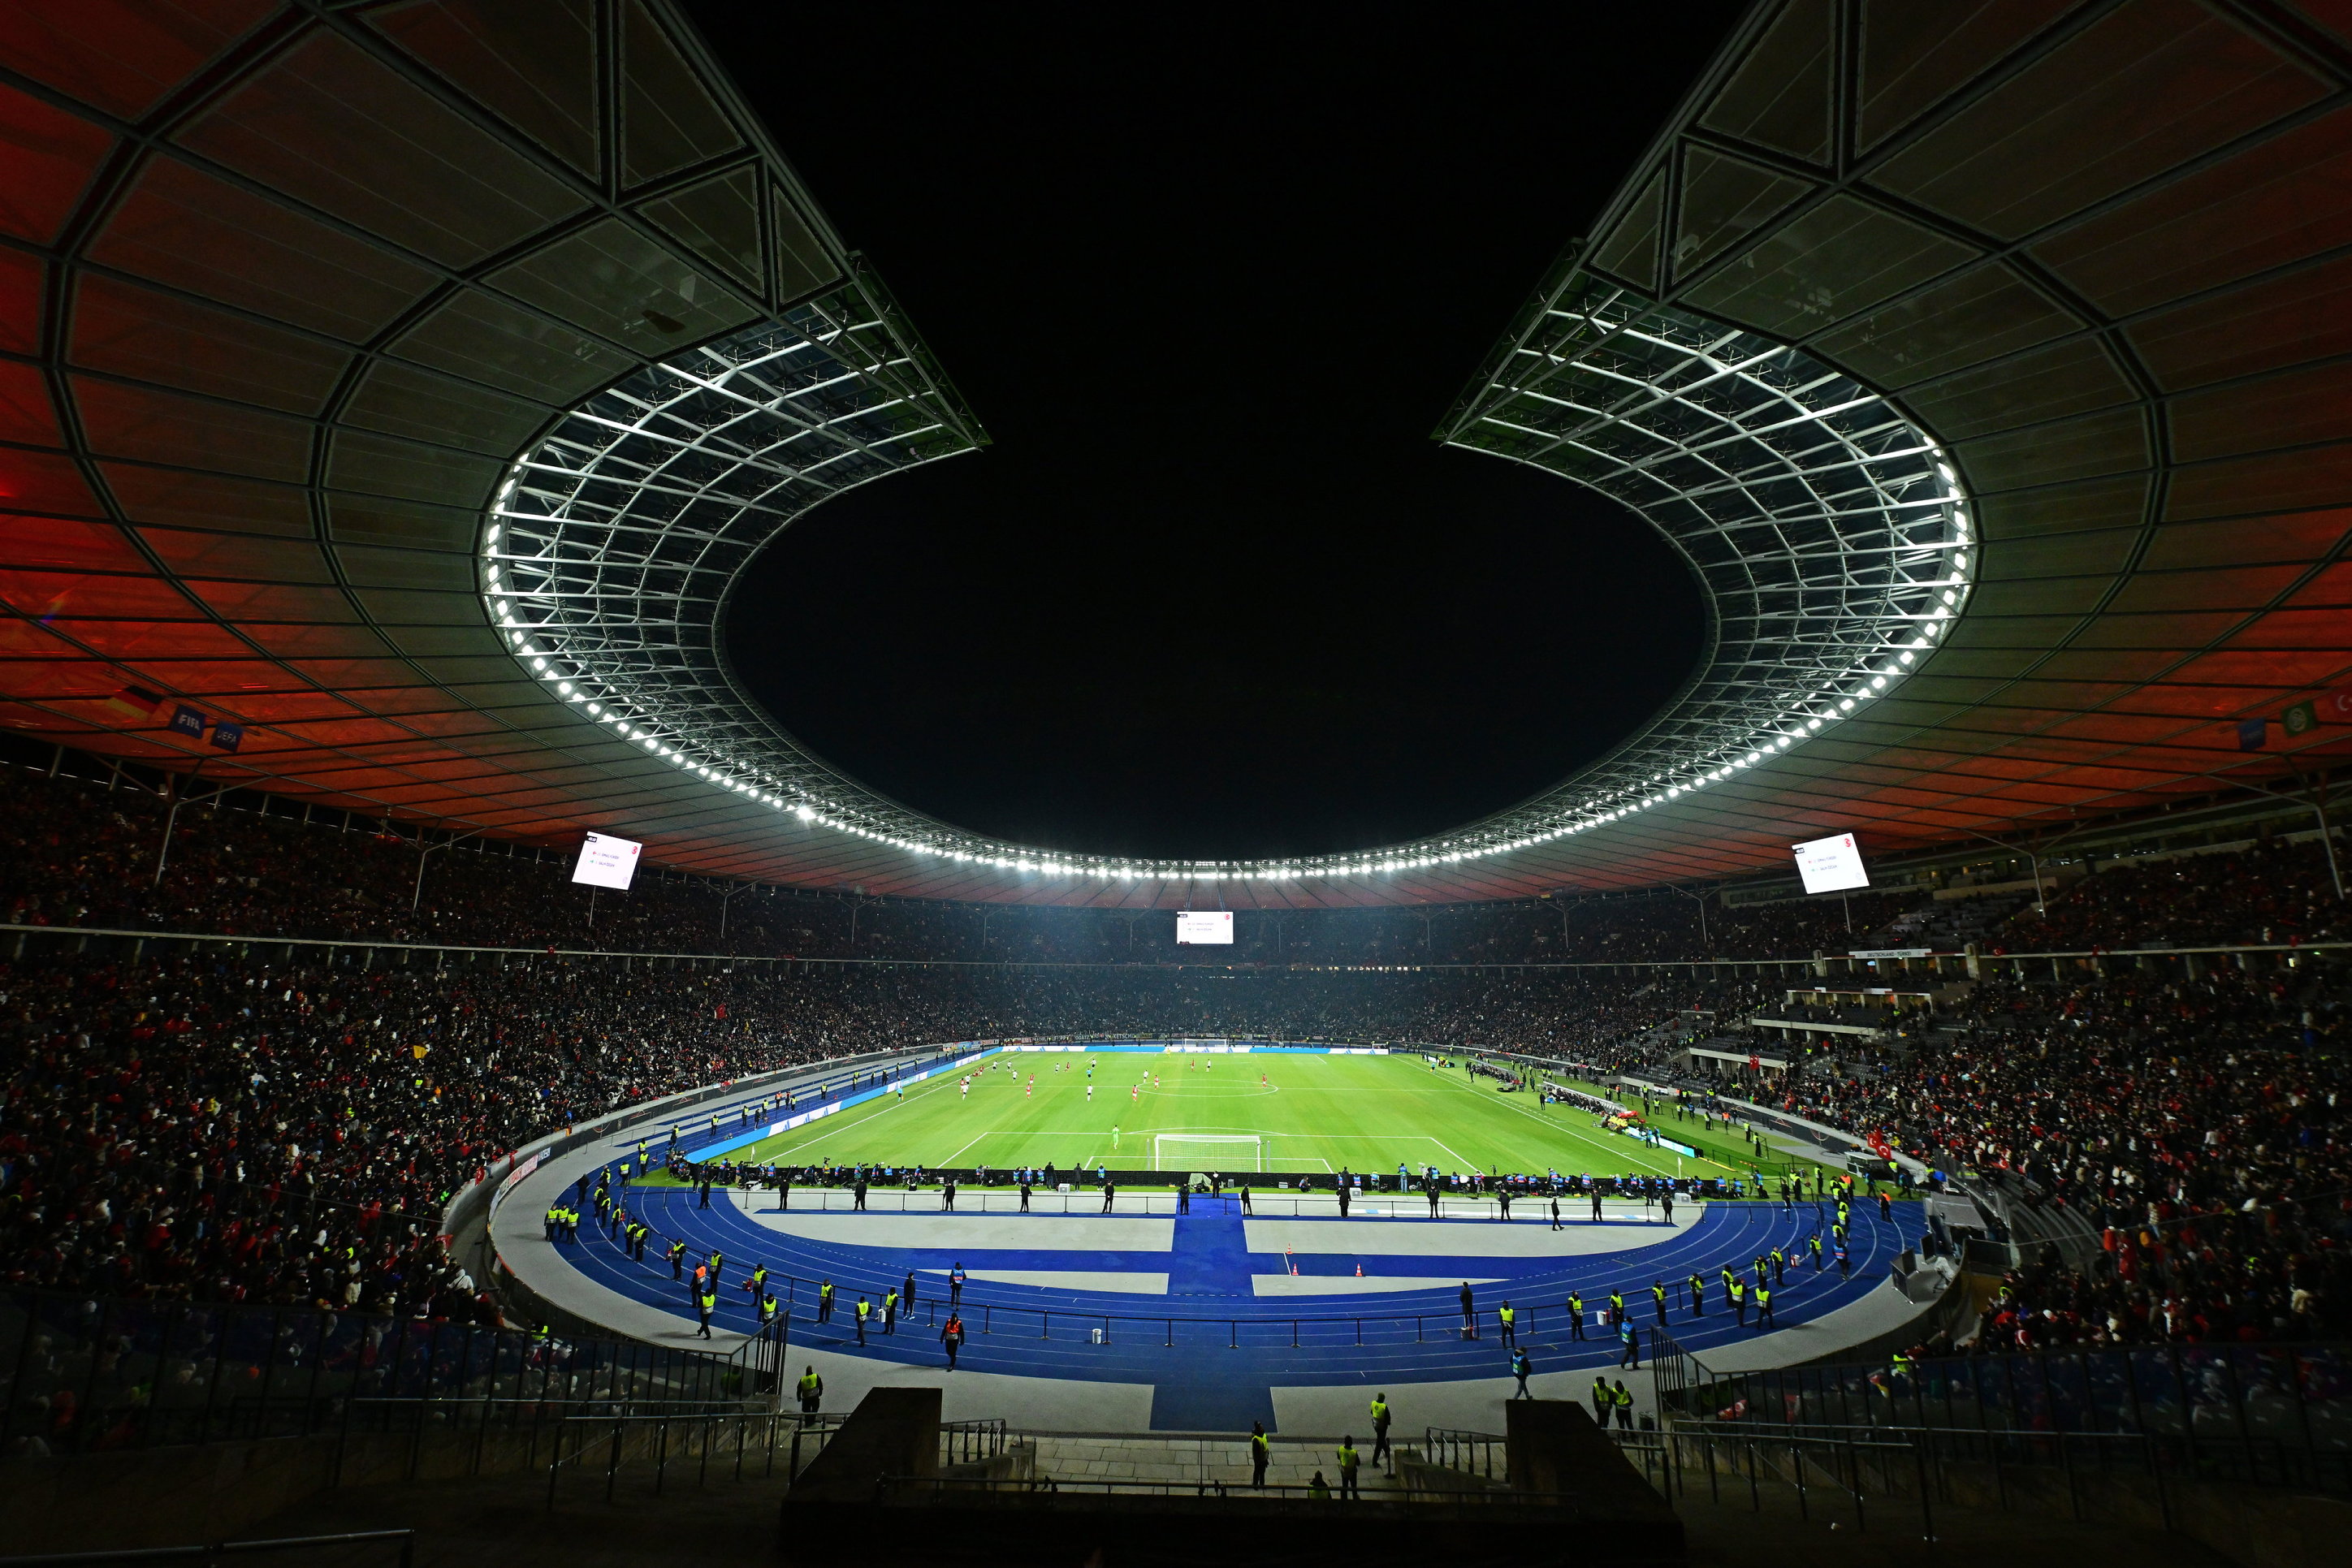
[[484, 455, 1970, 883]]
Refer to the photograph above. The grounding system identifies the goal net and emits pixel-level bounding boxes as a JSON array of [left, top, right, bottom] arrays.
[[1152, 1134, 1264, 1173]]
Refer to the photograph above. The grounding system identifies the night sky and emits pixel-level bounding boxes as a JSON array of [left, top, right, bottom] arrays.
[[691, 4, 1744, 861]]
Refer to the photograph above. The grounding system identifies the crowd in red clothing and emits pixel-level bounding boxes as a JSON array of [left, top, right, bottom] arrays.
[[3, 757, 2347, 1348], [1756, 969, 2350, 1346]]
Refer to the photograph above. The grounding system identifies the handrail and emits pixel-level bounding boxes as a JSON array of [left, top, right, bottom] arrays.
[[536, 1406, 806, 1506], [869, 1474, 1588, 1507], [1421, 1427, 1507, 1482], [573, 1214, 1861, 1350], [8, 919, 2346, 971], [0, 1283, 779, 1462], [0, 1533, 414, 1568]]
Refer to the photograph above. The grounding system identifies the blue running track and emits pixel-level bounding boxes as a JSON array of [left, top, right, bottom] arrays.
[[548, 1184, 1916, 1430]]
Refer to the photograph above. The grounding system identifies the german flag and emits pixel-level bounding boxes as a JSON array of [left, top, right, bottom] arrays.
[[99, 685, 169, 724]]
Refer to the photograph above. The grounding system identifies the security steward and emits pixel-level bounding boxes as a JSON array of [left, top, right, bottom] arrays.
[[1368, 1393, 1392, 1466], [668, 1238, 685, 1280], [796, 1366, 823, 1421], [1249, 1421, 1271, 1488], [1336, 1436, 1362, 1500]]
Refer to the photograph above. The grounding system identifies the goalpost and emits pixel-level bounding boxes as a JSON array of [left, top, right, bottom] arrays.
[[1152, 1133, 1265, 1173]]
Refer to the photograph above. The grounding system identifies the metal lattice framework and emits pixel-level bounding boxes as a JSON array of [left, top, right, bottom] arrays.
[[1429, 275, 1973, 853], [482, 268, 1970, 883], [484, 278, 982, 819], [8, 0, 2352, 906]]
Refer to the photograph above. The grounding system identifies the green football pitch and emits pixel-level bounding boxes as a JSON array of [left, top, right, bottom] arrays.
[[702, 1050, 1808, 1179]]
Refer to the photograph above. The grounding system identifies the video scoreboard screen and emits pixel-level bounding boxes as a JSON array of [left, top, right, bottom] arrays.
[[1791, 832, 1870, 894], [1176, 910, 1234, 944], [572, 832, 644, 891]]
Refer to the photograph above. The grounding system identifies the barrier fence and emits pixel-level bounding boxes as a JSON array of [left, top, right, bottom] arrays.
[[0, 1531, 417, 1568], [0, 1285, 783, 1459], [1651, 1334, 2352, 1494]]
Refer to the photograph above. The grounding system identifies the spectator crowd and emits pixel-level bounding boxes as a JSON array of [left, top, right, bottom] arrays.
[[0, 758, 2346, 1350]]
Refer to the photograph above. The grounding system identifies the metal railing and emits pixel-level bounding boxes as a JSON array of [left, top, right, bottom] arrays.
[[769, 1413, 1006, 1487], [1611, 1426, 1931, 1536], [0, 1285, 783, 1461], [711, 1236, 1864, 1363], [11, 916, 2348, 974], [323, 1392, 782, 1489], [942, 1417, 1009, 1466], [867, 1475, 1588, 1512], [1654, 1337, 2352, 1495], [0, 1532, 414, 1568], [537, 1407, 808, 1506], [1421, 1428, 1504, 1482]]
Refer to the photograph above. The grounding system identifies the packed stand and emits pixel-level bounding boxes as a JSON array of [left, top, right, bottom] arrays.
[[2020, 839, 2351, 952], [0, 762, 1905, 965], [0, 950, 1788, 1316], [1767, 967, 2352, 1345]]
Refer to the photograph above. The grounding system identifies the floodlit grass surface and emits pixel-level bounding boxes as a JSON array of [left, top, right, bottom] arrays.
[[705, 1050, 1806, 1178]]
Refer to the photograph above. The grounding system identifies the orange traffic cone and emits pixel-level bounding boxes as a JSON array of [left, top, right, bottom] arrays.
[[1355, 1263, 1364, 1277]]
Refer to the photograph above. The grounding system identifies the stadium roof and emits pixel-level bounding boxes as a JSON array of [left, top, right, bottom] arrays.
[[4, 0, 2352, 909]]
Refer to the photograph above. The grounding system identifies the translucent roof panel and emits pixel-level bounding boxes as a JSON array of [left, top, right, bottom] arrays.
[[1, 0, 2350, 908]]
